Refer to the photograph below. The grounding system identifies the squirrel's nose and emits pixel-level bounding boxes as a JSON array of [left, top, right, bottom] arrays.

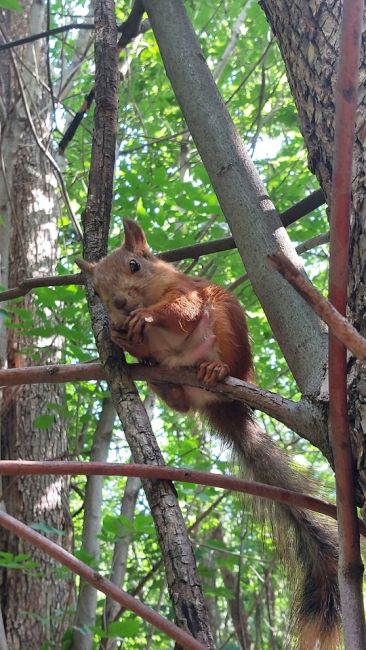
[[114, 297, 127, 310]]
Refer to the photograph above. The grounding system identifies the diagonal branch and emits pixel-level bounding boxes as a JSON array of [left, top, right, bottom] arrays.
[[142, 0, 328, 397], [269, 252, 366, 361], [0, 510, 207, 650], [58, 0, 149, 154]]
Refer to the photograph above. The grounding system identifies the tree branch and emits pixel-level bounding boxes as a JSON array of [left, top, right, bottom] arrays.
[[58, 1, 149, 153], [142, 0, 328, 397], [0, 509, 207, 650], [0, 23, 95, 51], [0, 460, 361, 532], [0, 188, 325, 303], [269, 251, 366, 361], [81, 1, 214, 644], [229, 230, 329, 291], [0, 362, 329, 451]]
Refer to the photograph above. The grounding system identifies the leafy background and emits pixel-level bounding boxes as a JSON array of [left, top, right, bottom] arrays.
[[2, 0, 333, 647]]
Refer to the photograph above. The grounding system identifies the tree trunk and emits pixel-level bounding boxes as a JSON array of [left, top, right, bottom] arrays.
[[0, 3, 73, 648], [259, 0, 366, 513]]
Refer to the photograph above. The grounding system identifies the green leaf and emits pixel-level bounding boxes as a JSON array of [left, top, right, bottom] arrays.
[[30, 523, 65, 536], [106, 619, 140, 638], [33, 414, 55, 429], [0, 0, 23, 12]]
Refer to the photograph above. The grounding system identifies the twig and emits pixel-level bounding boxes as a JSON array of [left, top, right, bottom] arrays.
[[58, 0, 148, 153], [0, 23, 95, 51], [0, 274, 83, 302], [229, 230, 329, 291], [268, 251, 366, 361], [0, 26, 83, 240], [110, 494, 226, 625], [0, 510, 207, 650]]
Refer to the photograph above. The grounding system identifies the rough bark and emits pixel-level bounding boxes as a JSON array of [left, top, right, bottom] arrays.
[[0, 2, 72, 648], [259, 0, 366, 514], [81, 1, 214, 646]]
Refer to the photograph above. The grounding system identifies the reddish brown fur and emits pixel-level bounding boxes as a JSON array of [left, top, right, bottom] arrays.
[[76, 220, 341, 648]]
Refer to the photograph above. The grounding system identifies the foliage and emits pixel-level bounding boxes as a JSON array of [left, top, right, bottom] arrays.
[[4, 0, 334, 647], [0, 0, 22, 11]]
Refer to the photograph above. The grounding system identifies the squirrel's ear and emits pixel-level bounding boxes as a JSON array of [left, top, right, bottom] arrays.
[[75, 258, 96, 275], [123, 219, 149, 253]]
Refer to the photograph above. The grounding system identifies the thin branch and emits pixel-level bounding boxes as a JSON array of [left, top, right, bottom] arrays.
[[0, 23, 95, 51], [280, 187, 324, 228], [0, 273, 83, 302], [82, 1, 215, 643], [111, 494, 227, 626], [225, 38, 274, 104], [0, 189, 325, 303], [213, 2, 254, 82], [58, 0, 148, 153], [229, 230, 329, 291], [0, 26, 83, 240], [268, 251, 366, 361], [0, 362, 327, 446], [0, 460, 359, 532], [0, 510, 207, 650]]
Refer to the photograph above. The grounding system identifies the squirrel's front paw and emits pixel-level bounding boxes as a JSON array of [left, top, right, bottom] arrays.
[[110, 325, 129, 349], [125, 309, 154, 343]]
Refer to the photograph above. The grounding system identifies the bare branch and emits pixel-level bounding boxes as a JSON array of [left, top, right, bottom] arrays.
[[229, 230, 329, 291], [0, 273, 83, 301], [327, 0, 366, 644], [0, 25, 83, 240], [58, 1, 149, 154], [0, 189, 325, 303], [81, 0, 214, 643], [0, 460, 353, 530], [0, 23, 95, 51], [0, 510, 207, 650], [269, 251, 366, 361], [0, 362, 327, 446], [213, 2, 254, 82]]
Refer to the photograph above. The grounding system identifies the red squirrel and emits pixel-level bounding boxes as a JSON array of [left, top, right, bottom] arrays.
[[76, 219, 341, 650]]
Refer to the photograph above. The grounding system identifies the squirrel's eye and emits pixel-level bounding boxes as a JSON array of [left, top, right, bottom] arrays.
[[129, 259, 140, 273]]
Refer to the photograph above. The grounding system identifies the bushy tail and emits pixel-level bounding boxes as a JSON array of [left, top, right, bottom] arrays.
[[205, 401, 341, 649]]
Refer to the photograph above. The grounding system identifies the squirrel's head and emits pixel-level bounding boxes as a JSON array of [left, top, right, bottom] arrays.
[[75, 219, 168, 326]]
